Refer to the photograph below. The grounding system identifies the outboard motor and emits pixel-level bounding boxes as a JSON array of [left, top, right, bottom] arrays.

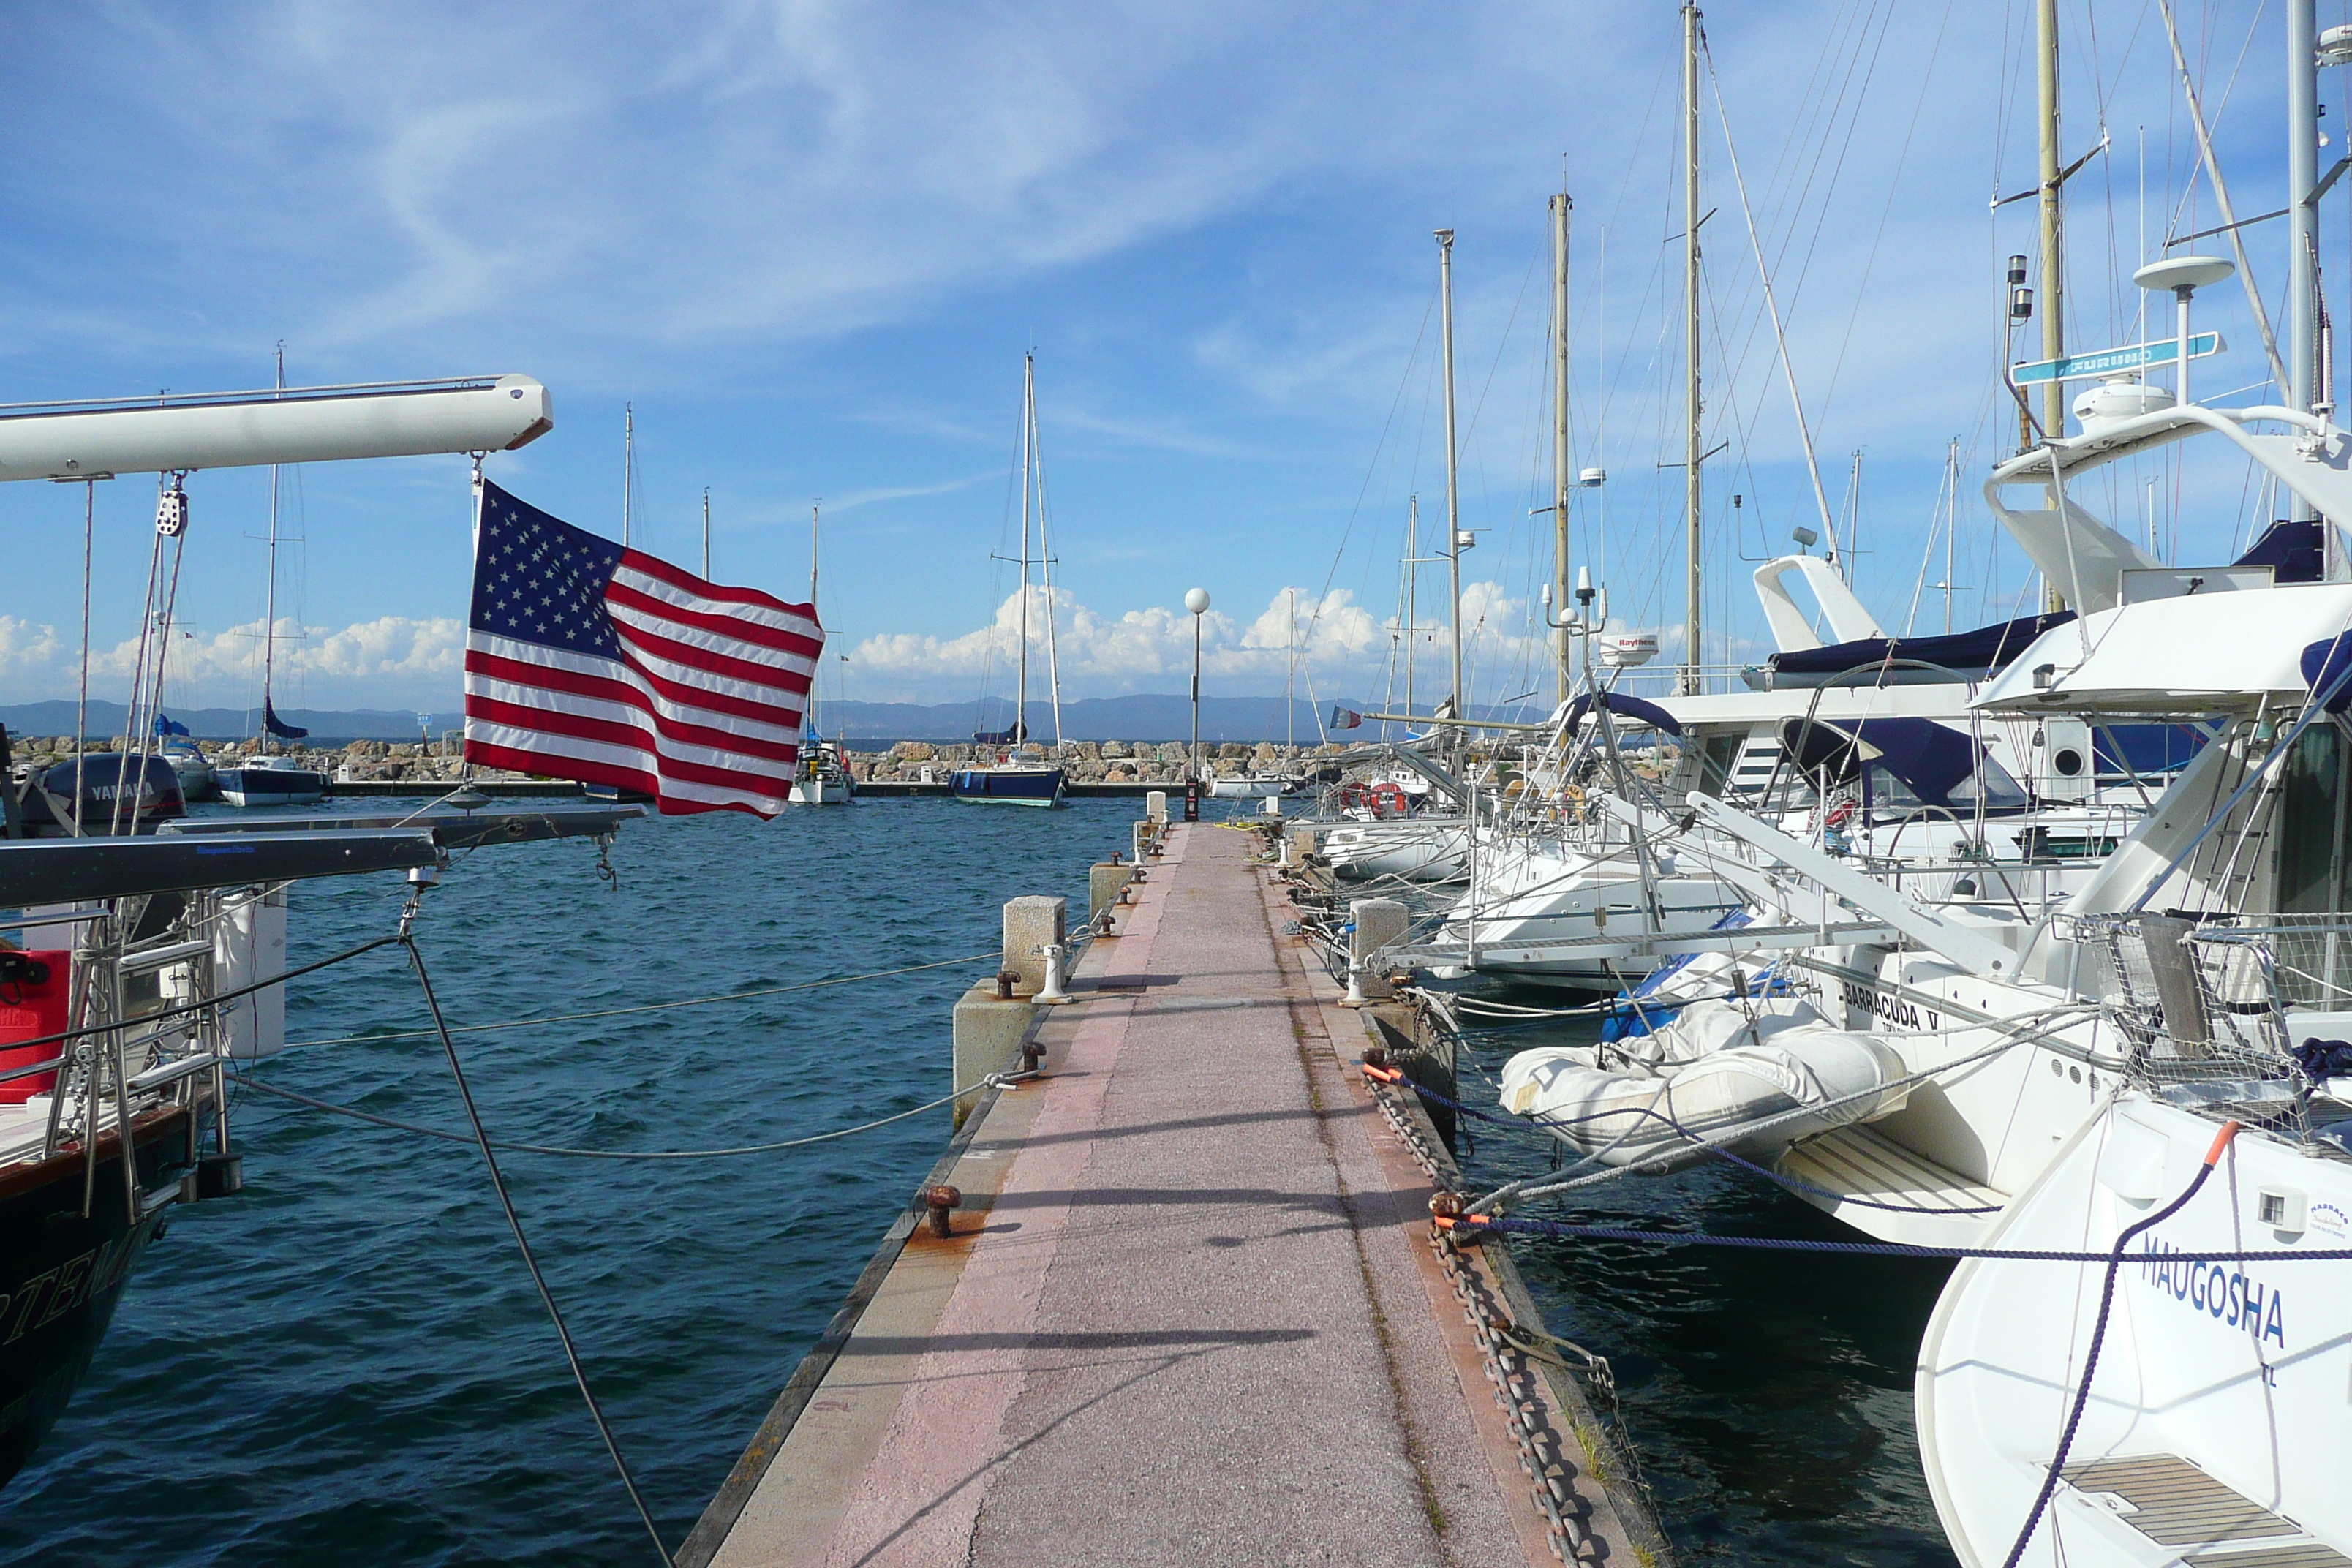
[[12, 753, 187, 836]]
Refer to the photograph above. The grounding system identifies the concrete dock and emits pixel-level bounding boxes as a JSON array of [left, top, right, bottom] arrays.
[[679, 821, 1665, 1568]]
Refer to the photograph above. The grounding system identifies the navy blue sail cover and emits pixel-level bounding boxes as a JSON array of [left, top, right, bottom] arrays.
[[1765, 611, 2075, 684], [2235, 519, 2324, 584], [1564, 690, 1682, 736], [262, 698, 308, 740]]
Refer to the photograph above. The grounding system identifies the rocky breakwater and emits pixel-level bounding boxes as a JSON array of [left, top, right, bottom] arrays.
[[835, 739, 1343, 784]]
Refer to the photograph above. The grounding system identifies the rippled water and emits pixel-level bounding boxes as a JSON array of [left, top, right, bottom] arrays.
[[3, 804, 1953, 1567]]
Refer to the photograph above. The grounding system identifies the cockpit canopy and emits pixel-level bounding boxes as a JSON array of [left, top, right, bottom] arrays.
[[1776, 716, 2032, 820]]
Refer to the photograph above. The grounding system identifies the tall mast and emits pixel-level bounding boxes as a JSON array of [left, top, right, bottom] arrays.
[[2291, 0, 2321, 421], [1681, 2, 1705, 696], [622, 402, 634, 549], [1286, 587, 1297, 750], [1033, 358, 1064, 748], [702, 486, 712, 578], [262, 342, 284, 753], [1436, 229, 1465, 720], [1945, 438, 1959, 633], [2035, 0, 2065, 448], [2034, 0, 2068, 611], [1016, 353, 1032, 745], [1550, 188, 1573, 703], [807, 501, 820, 744], [1405, 493, 1418, 719]]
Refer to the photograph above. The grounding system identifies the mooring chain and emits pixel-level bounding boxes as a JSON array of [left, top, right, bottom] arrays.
[[1359, 1070, 1597, 1564]]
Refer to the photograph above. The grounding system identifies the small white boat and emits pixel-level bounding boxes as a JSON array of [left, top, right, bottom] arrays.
[[788, 741, 854, 805], [216, 753, 328, 808], [1208, 773, 1305, 799], [160, 740, 216, 803], [1322, 818, 1469, 882]]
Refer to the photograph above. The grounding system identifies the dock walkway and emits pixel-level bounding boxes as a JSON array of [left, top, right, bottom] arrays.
[[682, 823, 1652, 1568]]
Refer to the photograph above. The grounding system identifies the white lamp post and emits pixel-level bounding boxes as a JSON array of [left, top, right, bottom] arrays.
[[1185, 587, 1210, 821]]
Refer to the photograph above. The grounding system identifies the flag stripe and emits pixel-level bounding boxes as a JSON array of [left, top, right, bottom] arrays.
[[611, 615, 815, 693], [462, 480, 821, 818], [467, 642, 806, 745], [467, 690, 802, 772], [616, 550, 813, 622], [464, 737, 776, 818], [604, 578, 824, 660]]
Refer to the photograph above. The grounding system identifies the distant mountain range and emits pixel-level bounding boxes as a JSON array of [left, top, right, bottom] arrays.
[[1, 693, 1557, 747], [1, 701, 458, 745]]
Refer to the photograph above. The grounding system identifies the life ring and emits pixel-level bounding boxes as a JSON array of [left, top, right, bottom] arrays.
[[1368, 781, 1410, 818]]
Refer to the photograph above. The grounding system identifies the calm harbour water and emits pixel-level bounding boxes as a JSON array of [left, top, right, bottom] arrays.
[[2, 801, 1949, 1566]]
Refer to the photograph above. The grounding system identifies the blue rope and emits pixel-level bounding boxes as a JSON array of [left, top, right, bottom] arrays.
[[1464, 1213, 2352, 1265], [1997, 1146, 2227, 1568]]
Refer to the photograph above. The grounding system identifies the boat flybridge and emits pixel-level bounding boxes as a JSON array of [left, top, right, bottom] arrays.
[[0, 374, 644, 1491], [1415, 536, 2146, 988]]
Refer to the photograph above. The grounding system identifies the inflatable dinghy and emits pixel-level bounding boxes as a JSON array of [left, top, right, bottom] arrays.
[[1497, 998, 1911, 1168]]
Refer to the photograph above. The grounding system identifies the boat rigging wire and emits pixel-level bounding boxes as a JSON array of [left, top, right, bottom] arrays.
[[399, 913, 674, 1568]]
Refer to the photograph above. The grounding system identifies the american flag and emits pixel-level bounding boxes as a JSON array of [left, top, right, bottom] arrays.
[[462, 480, 822, 816]]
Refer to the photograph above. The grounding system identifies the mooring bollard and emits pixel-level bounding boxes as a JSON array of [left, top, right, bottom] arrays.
[[1090, 854, 1139, 929], [1341, 897, 1408, 1006], [951, 895, 1062, 1126], [1036, 941, 1072, 1003]]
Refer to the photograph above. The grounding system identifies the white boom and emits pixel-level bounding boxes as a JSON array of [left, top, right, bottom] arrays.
[[0, 375, 551, 481]]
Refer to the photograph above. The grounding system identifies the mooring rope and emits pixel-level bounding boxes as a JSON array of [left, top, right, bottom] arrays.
[[229, 1067, 1036, 1159], [401, 920, 674, 1567], [277, 951, 1003, 1052]]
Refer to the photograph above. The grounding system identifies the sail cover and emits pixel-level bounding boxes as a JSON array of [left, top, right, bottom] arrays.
[[1765, 611, 2075, 685]]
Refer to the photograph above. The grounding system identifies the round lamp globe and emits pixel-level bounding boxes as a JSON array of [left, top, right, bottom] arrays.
[[1183, 587, 1211, 616]]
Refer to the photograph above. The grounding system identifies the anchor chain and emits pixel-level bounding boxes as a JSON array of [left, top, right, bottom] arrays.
[[1363, 1068, 1610, 1564]]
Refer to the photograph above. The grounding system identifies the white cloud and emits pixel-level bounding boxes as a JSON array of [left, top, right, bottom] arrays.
[[10, 615, 466, 711]]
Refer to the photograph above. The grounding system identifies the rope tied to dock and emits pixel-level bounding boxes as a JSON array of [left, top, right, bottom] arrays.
[[229, 1068, 1039, 1158]]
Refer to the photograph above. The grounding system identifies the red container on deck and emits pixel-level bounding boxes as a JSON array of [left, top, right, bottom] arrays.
[[0, 950, 69, 1104]]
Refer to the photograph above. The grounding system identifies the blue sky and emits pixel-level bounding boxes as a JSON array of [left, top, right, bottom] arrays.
[[0, 1, 2338, 718]]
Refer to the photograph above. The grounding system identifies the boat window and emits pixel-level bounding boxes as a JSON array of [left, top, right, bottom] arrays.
[[2277, 723, 2352, 913], [1693, 734, 1742, 799], [1946, 750, 2032, 814]]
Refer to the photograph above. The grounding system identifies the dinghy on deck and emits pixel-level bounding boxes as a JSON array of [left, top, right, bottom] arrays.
[[1497, 997, 1912, 1168]]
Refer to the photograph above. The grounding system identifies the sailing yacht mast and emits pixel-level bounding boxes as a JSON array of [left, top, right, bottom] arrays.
[[2289, 0, 2324, 527], [1032, 362, 1065, 749], [1680, 2, 1705, 696], [1285, 588, 1296, 749], [1405, 493, 1418, 720], [807, 501, 821, 747], [1436, 230, 1466, 720], [260, 342, 284, 755], [1550, 189, 1573, 703], [1016, 354, 1033, 747], [2034, 0, 2067, 611], [622, 402, 635, 549], [702, 486, 712, 578]]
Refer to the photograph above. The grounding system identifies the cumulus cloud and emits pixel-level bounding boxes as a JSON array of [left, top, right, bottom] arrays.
[[848, 582, 1532, 702], [8, 615, 467, 712]]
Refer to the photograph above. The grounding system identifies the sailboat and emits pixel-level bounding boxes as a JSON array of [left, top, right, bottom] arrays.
[[789, 502, 853, 804], [216, 347, 328, 810], [951, 353, 1064, 807]]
